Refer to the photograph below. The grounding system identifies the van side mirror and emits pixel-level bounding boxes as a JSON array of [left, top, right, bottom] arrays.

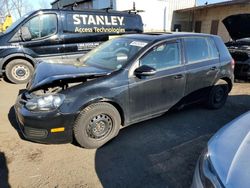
[[134, 65, 156, 77], [20, 26, 31, 41]]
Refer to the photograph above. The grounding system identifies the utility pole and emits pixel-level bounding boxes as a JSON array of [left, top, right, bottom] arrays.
[[192, 0, 197, 32]]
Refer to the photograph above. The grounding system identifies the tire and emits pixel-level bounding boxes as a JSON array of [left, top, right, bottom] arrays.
[[5, 59, 34, 84], [74, 102, 121, 149], [207, 81, 229, 109]]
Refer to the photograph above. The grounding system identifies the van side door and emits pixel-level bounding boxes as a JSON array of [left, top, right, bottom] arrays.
[[16, 13, 64, 59], [128, 40, 186, 122], [183, 37, 220, 96]]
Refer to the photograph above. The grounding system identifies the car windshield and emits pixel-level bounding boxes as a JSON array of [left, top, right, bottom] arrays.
[[79, 37, 148, 70], [4, 12, 31, 34]]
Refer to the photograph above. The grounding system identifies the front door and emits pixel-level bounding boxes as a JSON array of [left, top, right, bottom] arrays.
[[19, 13, 64, 58], [128, 40, 186, 122]]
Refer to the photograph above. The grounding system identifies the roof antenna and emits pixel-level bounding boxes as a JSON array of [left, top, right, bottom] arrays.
[[124, 2, 144, 14], [101, 0, 113, 12], [72, 2, 78, 10], [133, 2, 136, 11], [110, 0, 113, 9]]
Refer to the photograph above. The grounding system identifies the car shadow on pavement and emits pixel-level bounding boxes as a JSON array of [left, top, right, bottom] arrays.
[[7, 89, 27, 140], [0, 152, 10, 188], [95, 95, 250, 188], [8, 106, 25, 140]]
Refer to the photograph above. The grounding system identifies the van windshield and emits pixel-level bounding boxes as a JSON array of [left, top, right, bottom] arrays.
[[80, 38, 148, 70], [4, 12, 31, 34]]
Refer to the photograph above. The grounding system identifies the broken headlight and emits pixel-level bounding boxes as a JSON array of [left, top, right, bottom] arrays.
[[25, 94, 65, 111]]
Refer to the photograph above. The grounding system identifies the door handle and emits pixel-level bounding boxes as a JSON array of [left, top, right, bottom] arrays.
[[54, 38, 63, 42], [173, 74, 184, 79], [210, 66, 218, 71]]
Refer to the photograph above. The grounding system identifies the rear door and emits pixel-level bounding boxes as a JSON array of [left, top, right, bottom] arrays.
[[128, 40, 186, 122], [183, 37, 220, 95]]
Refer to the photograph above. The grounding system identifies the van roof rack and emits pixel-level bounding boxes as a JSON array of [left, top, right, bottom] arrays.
[[62, 2, 78, 10], [101, 7, 113, 13], [123, 2, 144, 14], [101, 0, 113, 12]]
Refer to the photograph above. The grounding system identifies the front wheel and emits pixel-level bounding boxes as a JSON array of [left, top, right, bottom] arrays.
[[5, 59, 34, 84], [207, 81, 229, 109], [74, 102, 121, 149]]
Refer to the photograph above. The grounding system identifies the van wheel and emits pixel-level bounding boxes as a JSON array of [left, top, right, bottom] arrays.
[[207, 81, 229, 109], [5, 59, 34, 84], [74, 102, 121, 149]]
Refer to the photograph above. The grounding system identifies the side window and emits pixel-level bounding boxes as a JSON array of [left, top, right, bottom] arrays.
[[24, 14, 57, 40], [184, 37, 210, 63], [208, 38, 219, 59], [140, 42, 181, 70]]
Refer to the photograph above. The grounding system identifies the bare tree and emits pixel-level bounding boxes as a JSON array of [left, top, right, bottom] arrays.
[[10, 0, 30, 18], [0, 0, 31, 19], [0, 0, 14, 16], [38, 0, 51, 9]]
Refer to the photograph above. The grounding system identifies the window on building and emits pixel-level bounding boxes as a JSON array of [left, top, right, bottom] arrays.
[[210, 20, 219, 35], [195, 21, 202, 33], [174, 24, 182, 32]]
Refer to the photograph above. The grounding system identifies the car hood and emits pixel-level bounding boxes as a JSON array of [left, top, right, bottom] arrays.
[[223, 14, 250, 41], [27, 60, 112, 92], [208, 111, 250, 188]]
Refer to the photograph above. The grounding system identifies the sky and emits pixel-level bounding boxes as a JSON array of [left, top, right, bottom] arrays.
[[9, 0, 228, 20], [27, 0, 230, 9], [197, 0, 229, 5]]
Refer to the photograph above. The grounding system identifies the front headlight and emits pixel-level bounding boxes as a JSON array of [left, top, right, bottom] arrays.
[[25, 94, 65, 111], [199, 149, 223, 188]]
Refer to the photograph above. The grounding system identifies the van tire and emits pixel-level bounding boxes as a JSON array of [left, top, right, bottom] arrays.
[[74, 102, 121, 149], [207, 81, 229, 109], [5, 59, 34, 84]]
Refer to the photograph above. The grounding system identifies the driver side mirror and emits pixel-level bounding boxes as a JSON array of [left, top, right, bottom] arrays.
[[20, 26, 31, 41], [134, 65, 156, 78]]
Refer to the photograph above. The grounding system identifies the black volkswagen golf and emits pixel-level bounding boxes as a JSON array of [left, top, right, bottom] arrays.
[[15, 33, 234, 148]]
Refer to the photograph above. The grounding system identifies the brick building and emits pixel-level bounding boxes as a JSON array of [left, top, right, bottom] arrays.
[[173, 0, 250, 42]]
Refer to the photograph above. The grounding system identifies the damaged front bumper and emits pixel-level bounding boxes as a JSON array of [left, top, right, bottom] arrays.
[[14, 93, 75, 144]]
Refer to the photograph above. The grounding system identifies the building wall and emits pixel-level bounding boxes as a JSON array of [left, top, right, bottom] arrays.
[[109, 0, 195, 32], [195, 4, 250, 42], [174, 4, 250, 42], [54, 0, 196, 32], [166, 0, 195, 31], [52, 0, 93, 9]]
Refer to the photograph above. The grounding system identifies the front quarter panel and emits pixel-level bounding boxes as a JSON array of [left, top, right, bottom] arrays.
[[59, 70, 129, 123]]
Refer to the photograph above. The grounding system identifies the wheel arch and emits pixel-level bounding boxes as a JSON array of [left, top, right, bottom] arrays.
[[2, 54, 35, 71], [214, 77, 233, 92], [78, 98, 126, 127]]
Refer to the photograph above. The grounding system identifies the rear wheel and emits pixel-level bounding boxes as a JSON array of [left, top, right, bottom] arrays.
[[5, 59, 34, 84], [207, 81, 229, 109], [74, 102, 121, 149]]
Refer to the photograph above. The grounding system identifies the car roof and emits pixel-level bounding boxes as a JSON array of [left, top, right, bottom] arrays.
[[123, 32, 217, 42]]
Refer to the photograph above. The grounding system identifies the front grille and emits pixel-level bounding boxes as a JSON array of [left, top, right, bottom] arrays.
[[24, 127, 48, 139]]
